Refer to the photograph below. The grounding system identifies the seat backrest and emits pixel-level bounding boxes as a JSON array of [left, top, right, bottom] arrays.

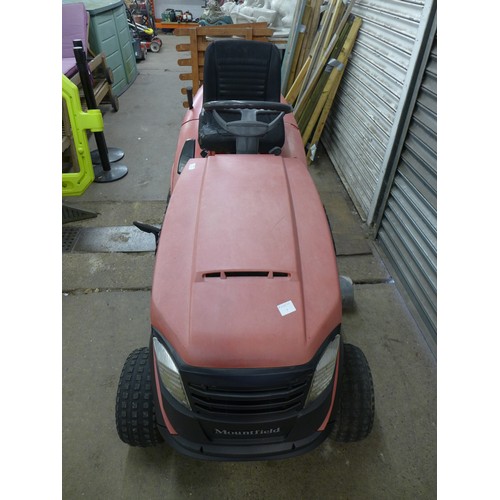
[[203, 39, 282, 103], [199, 40, 284, 154]]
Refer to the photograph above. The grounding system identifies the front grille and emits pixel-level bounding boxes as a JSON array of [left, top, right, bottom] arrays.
[[186, 375, 312, 417]]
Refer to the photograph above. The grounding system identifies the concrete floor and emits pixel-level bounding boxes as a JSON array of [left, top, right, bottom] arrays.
[[62, 34, 436, 499]]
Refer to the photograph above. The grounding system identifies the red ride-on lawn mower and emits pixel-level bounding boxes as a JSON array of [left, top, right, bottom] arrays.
[[115, 40, 375, 461]]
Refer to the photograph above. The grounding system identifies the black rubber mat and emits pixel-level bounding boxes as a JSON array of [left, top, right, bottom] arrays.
[[62, 205, 98, 224], [62, 226, 157, 253]]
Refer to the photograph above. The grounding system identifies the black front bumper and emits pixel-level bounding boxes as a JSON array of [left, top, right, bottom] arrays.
[[151, 332, 343, 461], [157, 421, 334, 461], [155, 384, 338, 461]]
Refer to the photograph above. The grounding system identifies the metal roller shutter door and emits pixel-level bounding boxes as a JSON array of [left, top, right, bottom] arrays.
[[377, 36, 437, 350]]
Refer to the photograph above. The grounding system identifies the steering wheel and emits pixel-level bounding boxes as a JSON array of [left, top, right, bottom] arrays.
[[203, 100, 293, 138]]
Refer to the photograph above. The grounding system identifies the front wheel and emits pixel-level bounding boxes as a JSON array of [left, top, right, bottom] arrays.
[[150, 41, 161, 53], [115, 347, 164, 447], [331, 343, 375, 442]]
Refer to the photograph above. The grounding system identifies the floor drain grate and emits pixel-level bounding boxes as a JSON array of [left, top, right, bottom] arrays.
[[62, 227, 81, 253], [61, 226, 157, 253]]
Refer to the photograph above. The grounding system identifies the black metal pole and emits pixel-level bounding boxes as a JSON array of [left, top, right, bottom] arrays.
[[72, 41, 127, 182], [75, 38, 124, 164], [73, 44, 110, 171]]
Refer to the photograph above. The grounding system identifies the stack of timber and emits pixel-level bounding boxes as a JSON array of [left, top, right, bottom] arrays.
[[284, 0, 362, 164], [175, 23, 275, 108]]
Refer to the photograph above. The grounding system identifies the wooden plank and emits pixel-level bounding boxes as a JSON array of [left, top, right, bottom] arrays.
[[299, 0, 322, 71], [200, 21, 270, 30], [174, 25, 193, 36], [300, 61, 341, 145], [311, 0, 344, 77], [252, 27, 275, 37], [297, 60, 331, 128], [93, 80, 109, 105], [280, 0, 307, 93], [314, 0, 342, 62], [295, 2, 313, 73], [87, 53, 104, 72], [195, 24, 264, 37], [196, 52, 205, 67], [307, 16, 363, 164], [295, 16, 353, 123], [158, 22, 197, 31], [176, 43, 191, 52], [296, 15, 354, 128], [189, 30, 199, 94], [177, 58, 193, 67], [294, 0, 356, 116], [285, 0, 339, 101], [196, 39, 211, 52], [299, 0, 345, 100], [286, 29, 306, 91], [285, 57, 311, 105]]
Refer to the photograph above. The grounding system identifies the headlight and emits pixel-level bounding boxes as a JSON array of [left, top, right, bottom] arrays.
[[305, 336, 340, 407], [153, 337, 191, 409]]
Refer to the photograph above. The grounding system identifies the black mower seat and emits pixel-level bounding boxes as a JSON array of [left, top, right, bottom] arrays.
[[199, 39, 285, 154]]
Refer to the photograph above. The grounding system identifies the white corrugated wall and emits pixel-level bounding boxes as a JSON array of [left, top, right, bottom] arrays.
[[322, 0, 433, 220], [321, 0, 437, 351]]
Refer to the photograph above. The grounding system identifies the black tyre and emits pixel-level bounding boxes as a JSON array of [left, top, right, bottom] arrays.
[[105, 66, 114, 85], [110, 94, 119, 112], [115, 347, 164, 447], [331, 343, 375, 442]]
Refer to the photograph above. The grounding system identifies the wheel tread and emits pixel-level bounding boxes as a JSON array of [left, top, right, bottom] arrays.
[[332, 343, 375, 442], [115, 347, 163, 447]]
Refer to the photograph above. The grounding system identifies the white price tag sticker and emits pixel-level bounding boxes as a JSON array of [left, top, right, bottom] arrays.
[[277, 300, 296, 317]]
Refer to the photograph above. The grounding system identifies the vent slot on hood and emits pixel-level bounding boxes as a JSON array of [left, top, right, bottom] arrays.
[[204, 271, 289, 279]]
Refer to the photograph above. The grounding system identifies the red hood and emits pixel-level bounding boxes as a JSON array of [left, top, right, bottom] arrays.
[[151, 155, 341, 368]]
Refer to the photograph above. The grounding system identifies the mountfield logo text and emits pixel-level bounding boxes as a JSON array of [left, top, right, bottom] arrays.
[[214, 427, 281, 436]]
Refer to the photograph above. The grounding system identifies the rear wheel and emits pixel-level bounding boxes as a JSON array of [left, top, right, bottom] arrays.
[[331, 343, 375, 442], [150, 41, 161, 53], [115, 347, 164, 447]]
